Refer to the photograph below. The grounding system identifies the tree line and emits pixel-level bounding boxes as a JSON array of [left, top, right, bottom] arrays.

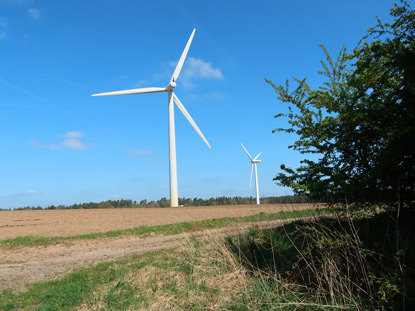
[[4, 195, 311, 210]]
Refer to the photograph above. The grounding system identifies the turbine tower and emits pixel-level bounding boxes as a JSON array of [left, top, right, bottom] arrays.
[[92, 29, 211, 207], [241, 143, 262, 205]]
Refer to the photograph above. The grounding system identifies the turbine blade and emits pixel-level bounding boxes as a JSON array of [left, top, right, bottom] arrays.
[[171, 28, 196, 83], [250, 164, 253, 190], [253, 151, 262, 161], [92, 87, 166, 97], [173, 93, 211, 149], [240, 143, 253, 161]]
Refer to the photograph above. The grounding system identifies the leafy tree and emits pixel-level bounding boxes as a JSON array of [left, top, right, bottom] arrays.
[[266, 1, 414, 208]]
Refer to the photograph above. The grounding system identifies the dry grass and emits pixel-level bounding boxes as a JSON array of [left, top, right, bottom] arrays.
[[75, 233, 251, 310]]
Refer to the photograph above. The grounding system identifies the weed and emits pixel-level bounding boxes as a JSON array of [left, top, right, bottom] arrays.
[[226, 210, 415, 310]]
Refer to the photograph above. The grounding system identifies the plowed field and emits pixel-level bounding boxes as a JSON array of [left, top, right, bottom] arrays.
[[0, 204, 318, 293], [0, 204, 315, 239]]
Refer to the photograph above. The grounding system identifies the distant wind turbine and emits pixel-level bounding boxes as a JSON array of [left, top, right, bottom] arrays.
[[241, 143, 262, 205], [92, 29, 211, 207]]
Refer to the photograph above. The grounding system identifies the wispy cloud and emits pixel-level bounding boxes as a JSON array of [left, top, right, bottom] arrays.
[[0, 189, 41, 209], [30, 140, 60, 149], [65, 131, 85, 138], [0, 78, 50, 103], [61, 131, 86, 149], [26, 190, 41, 195], [184, 57, 224, 79], [28, 8, 42, 20], [61, 138, 86, 150], [0, 189, 41, 200], [163, 57, 223, 88], [31, 131, 88, 150], [180, 57, 224, 88]]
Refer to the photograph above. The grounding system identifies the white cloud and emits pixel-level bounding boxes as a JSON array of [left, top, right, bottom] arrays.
[[31, 131, 87, 150], [65, 131, 85, 138], [165, 57, 223, 88], [62, 138, 86, 150], [179, 57, 223, 88], [30, 140, 60, 149], [0, 31, 6, 40], [185, 57, 224, 79], [28, 8, 42, 20], [27, 190, 41, 195]]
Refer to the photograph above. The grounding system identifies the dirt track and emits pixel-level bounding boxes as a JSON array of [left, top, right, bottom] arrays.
[[0, 204, 317, 293]]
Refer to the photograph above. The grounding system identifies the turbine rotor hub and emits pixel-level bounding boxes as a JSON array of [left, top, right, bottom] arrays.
[[166, 81, 176, 91]]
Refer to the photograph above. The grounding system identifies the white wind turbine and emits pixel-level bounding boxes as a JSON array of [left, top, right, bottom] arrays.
[[241, 143, 262, 205], [92, 29, 211, 207]]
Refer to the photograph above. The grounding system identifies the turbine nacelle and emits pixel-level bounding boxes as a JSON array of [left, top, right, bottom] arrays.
[[166, 81, 176, 92]]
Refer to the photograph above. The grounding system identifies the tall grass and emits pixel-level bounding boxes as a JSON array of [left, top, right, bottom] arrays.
[[225, 208, 415, 310]]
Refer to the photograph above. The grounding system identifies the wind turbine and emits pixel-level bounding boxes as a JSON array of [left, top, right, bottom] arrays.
[[92, 29, 211, 207], [241, 143, 262, 205]]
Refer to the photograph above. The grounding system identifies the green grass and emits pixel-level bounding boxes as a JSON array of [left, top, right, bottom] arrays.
[[0, 238, 239, 310], [0, 208, 329, 247], [0, 249, 165, 310], [4, 208, 410, 310], [0, 207, 338, 310]]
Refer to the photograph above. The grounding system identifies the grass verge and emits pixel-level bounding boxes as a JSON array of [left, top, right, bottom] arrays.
[[225, 209, 415, 310], [0, 236, 247, 310]]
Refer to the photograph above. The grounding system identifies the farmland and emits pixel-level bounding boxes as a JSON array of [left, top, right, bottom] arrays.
[[0, 204, 319, 293], [0, 204, 316, 239]]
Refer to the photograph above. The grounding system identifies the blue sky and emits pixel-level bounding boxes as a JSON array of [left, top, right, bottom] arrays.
[[0, 0, 395, 208]]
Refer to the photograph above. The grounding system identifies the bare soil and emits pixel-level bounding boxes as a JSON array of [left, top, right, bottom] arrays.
[[0, 204, 317, 293], [0, 204, 314, 240]]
